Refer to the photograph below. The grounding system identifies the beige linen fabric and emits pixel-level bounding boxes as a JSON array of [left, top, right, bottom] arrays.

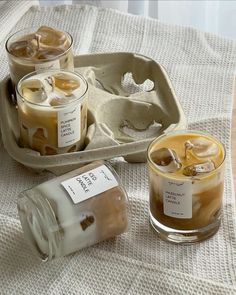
[[0, 0, 38, 43], [0, 3, 236, 294]]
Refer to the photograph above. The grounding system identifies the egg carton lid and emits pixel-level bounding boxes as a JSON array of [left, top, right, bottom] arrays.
[[0, 52, 187, 175]]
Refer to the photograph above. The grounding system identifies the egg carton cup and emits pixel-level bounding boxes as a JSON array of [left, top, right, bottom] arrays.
[[0, 52, 187, 175]]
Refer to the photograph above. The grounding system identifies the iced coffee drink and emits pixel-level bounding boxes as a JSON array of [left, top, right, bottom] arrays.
[[16, 70, 88, 155], [147, 131, 225, 243], [6, 26, 74, 86], [17, 161, 129, 261]]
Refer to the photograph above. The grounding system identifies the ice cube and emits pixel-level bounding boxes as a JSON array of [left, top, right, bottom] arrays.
[[49, 97, 71, 106], [35, 48, 64, 60], [9, 39, 34, 58], [151, 148, 182, 173], [33, 128, 47, 140], [36, 26, 68, 49], [189, 137, 219, 158], [21, 79, 47, 103], [183, 160, 215, 176], [80, 215, 95, 231], [52, 73, 80, 95]]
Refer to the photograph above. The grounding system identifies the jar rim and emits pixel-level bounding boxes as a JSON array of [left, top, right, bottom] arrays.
[[17, 190, 60, 262], [5, 26, 73, 63], [16, 69, 88, 108], [147, 129, 226, 180]]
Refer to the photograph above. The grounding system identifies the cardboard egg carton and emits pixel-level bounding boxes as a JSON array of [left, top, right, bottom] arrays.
[[0, 52, 187, 175]]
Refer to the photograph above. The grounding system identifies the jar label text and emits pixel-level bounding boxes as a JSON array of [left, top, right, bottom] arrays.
[[61, 165, 118, 204], [163, 179, 192, 219], [57, 104, 81, 147]]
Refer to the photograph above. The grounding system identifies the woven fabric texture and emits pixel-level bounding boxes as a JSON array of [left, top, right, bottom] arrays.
[[0, 3, 236, 294], [0, 0, 38, 43]]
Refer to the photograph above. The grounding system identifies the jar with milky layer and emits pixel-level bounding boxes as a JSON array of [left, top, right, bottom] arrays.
[[16, 69, 88, 155], [17, 161, 129, 261]]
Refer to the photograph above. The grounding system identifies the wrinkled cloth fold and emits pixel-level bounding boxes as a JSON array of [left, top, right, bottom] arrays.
[[0, 2, 236, 294]]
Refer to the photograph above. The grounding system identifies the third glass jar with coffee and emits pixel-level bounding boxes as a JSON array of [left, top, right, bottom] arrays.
[[147, 130, 225, 243]]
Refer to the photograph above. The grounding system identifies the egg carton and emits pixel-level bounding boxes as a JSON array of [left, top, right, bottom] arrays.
[[0, 52, 187, 175]]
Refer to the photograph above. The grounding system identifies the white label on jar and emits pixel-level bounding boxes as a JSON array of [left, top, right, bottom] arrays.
[[163, 179, 192, 219], [35, 59, 60, 71], [57, 104, 81, 148], [61, 165, 119, 204]]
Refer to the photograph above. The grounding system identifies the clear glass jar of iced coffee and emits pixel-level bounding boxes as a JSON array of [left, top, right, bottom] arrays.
[[16, 69, 88, 155], [147, 130, 225, 243], [17, 161, 129, 261], [6, 26, 74, 86]]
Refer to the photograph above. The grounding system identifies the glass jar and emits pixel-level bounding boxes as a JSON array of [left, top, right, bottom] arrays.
[[5, 26, 74, 86], [17, 161, 129, 261], [147, 130, 225, 243], [16, 69, 88, 155]]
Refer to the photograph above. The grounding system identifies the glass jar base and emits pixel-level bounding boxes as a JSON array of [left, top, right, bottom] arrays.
[[150, 213, 221, 244]]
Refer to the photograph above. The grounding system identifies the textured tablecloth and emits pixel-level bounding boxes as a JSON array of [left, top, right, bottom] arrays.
[[0, 1, 236, 294]]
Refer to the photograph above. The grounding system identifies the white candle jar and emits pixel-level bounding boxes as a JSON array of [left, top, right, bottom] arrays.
[[16, 69, 88, 155], [17, 161, 129, 261]]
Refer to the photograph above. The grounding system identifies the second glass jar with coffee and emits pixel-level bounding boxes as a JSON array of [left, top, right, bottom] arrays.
[[16, 70, 88, 155]]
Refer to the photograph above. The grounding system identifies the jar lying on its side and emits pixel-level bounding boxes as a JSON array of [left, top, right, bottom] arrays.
[[17, 161, 129, 261]]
